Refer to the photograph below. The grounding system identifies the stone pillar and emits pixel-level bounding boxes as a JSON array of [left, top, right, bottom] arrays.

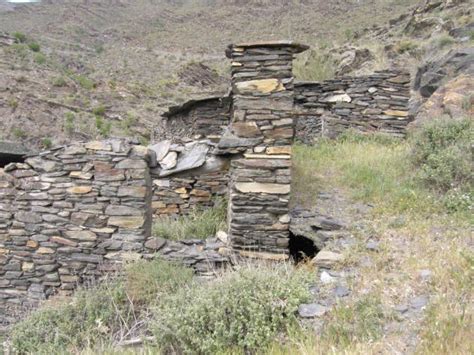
[[224, 41, 309, 259]]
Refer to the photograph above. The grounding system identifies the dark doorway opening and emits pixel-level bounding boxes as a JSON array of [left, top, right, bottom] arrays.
[[0, 153, 24, 168], [289, 232, 319, 263]]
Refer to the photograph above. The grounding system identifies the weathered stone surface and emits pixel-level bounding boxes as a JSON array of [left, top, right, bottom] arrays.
[[67, 186, 93, 194], [108, 216, 145, 229], [160, 152, 178, 170], [234, 182, 290, 194], [117, 186, 147, 198], [312, 250, 344, 268], [160, 143, 209, 177], [25, 157, 58, 173], [15, 211, 42, 224], [144, 237, 167, 251], [116, 159, 148, 169], [150, 140, 171, 161], [232, 122, 261, 138], [383, 110, 409, 117], [320, 93, 352, 103], [85, 141, 111, 151], [63, 230, 97, 241], [234, 78, 285, 94], [105, 205, 142, 216], [298, 303, 329, 318], [239, 250, 289, 260], [266, 146, 292, 155]]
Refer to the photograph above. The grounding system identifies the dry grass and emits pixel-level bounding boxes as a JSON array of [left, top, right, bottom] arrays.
[[288, 131, 473, 353]]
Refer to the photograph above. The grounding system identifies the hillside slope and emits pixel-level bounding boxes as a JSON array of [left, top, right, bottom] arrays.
[[0, 0, 419, 149]]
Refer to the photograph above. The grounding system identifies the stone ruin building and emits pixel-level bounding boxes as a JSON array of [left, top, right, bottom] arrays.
[[0, 40, 413, 320]]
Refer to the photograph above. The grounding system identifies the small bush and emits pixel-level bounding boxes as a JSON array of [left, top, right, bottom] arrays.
[[437, 34, 455, 48], [34, 53, 46, 64], [395, 39, 418, 54], [152, 264, 312, 353], [12, 127, 26, 138], [95, 116, 112, 137], [74, 75, 95, 90], [13, 31, 26, 43], [64, 112, 75, 135], [28, 42, 41, 52], [153, 198, 227, 240], [8, 99, 18, 109], [41, 138, 52, 149], [411, 118, 473, 192], [51, 76, 67, 87], [10, 259, 192, 354], [92, 105, 106, 116]]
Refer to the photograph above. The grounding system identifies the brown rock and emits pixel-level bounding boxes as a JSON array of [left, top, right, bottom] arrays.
[[232, 122, 261, 138], [234, 78, 285, 94], [108, 216, 145, 229], [239, 250, 289, 261], [67, 186, 92, 194], [267, 146, 292, 155], [234, 182, 290, 194]]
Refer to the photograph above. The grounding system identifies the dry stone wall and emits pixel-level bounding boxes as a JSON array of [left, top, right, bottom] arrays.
[[0, 139, 155, 307], [160, 71, 412, 146], [160, 96, 231, 142], [294, 70, 412, 142], [222, 41, 309, 259], [148, 139, 231, 218]]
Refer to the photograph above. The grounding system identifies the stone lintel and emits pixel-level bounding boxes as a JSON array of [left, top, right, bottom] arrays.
[[226, 40, 310, 57]]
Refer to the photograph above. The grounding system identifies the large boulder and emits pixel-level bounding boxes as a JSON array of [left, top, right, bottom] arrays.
[[411, 74, 474, 127], [414, 47, 474, 98]]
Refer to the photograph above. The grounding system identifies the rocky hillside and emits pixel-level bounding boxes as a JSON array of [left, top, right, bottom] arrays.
[[0, 0, 472, 148], [0, 0, 420, 149]]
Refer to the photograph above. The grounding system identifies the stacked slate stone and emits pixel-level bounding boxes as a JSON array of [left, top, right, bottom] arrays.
[[294, 70, 412, 141], [222, 41, 309, 259], [0, 139, 153, 306], [160, 96, 232, 142], [148, 139, 230, 218]]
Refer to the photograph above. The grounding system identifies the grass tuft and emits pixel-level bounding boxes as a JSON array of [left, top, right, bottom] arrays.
[[152, 198, 227, 240]]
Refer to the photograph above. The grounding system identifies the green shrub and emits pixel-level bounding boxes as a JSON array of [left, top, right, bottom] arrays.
[[12, 127, 26, 138], [437, 34, 455, 48], [92, 105, 106, 116], [411, 118, 473, 192], [395, 39, 418, 54], [152, 264, 312, 353], [52, 76, 67, 87], [28, 42, 41, 52], [41, 138, 52, 149], [323, 295, 387, 348], [8, 99, 18, 109], [64, 112, 75, 135], [153, 198, 227, 240], [95, 116, 112, 137], [10, 280, 131, 354], [34, 53, 46, 64], [13, 31, 26, 43], [10, 259, 192, 354], [74, 75, 95, 90]]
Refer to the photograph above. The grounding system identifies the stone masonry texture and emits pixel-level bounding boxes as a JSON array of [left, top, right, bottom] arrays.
[[223, 41, 309, 259]]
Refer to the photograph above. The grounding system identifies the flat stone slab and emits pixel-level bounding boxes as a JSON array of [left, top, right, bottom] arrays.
[[298, 303, 329, 318], [159, 143, 209, 177], [234, 182, 290, 194]]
